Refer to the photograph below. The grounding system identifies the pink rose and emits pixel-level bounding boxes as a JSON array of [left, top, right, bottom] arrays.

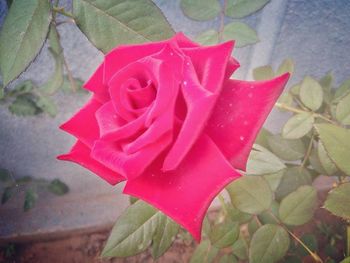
[[58, 33, 289, 241]]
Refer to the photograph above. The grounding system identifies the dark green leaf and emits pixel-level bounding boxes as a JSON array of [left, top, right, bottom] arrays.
[[9, 94, 41, 116], [102, 200, 162, 257], [248, 218, 260, 236], [268, 134, 306, 161], [0, 0, 51, 86], [23, 189, 38, 212], [129, 196, 138, 204], [323, 182, 350, 220], [295, 234, 318, 257], [73, 0, 174, 53], [189, 240, 219, 263], [314, 124, 350, 176], [209, 220, 239, 248], [181, 0, 221, 21], [0, 168, 11, 182], [223, 22, 258, 48], [227, 176, 272, 214], [258, 200, 279, 224], [195, 30, 219, 45], [225, 0, 270, 18], [151, 215, 179, 259], [1, 187, 14, 204], [299, 76, 323, 111], [252, 65, 274, 81], [34, 95, 57, 117], [282, 112, 314, 139], [279, 185, 317, 225], [249, 224, 290, 263], [48, 179, 69, 196], [7, 80, 34, 97]]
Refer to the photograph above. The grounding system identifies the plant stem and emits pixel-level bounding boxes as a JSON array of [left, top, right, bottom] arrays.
[[218, 0, 227, 43], [52, 7, 75, 19], [267, 210, 323, 262], [63, 57, 77, 92], [301, 132, 314, 168], [347, 225, 350, 256], [218, 193, 228, 216]]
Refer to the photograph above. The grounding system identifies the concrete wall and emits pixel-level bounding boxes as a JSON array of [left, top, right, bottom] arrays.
[[0, 0, 349, 238]]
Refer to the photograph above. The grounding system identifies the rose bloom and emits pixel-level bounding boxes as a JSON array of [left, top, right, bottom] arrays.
[[59, 33, 289, 240]]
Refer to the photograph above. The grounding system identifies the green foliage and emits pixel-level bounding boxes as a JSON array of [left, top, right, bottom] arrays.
[[181, 0, 221, 21], [222, 22, 258, 47], [0, 0, 51, 86], [73, 0, 174, 53], [225, 0, 271, 18], [8, 94, 41, 116], [324, 183, 350, 220], [48, 179, 69, 196], [195, 30, 219, 46], [300, 76, 324, 111], [209, 219, 239, 248], [189, 239, 218, 263], [282, 112, 314, 139], [23, 189, 38, 212], [253, 65, 274, 80], [267, 134, 306, 161]]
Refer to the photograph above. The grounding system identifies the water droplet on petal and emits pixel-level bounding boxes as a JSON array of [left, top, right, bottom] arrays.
[[243, 120, 248, 126], [248, 93, 253, 98], [250, 85, 255, 89], [183, 80, 187, 86], [170, 52, 174, 56], [240, 136, 245, 141], [229, 103, 233, 107], [186, 61, 190, 66]]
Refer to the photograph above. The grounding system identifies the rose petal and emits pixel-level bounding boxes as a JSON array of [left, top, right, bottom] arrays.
[[60, 96, 101, 147], [163, 42, 234, 171], [206, 73, 290, 171], [57, 140, 124, 185], [91, 132, 172, 180], [83, 63, 110, 102], [124, 135, 241, 241]]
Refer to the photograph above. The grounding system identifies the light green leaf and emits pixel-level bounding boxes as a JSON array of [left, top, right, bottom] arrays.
[[225, 0, 270, 18], [318, 142, 337, 175], [299, 76, 323, 111], [189, 240, 219, 263], [309, 147, 327, 175], [35, 95, 57, 117], [195, 30, 219, 45], [276, 58, 294, 76], [340, 257, 350, 263], [102, 200, 161, 257], [73, 0, 174, 53], [336, 92, 350, 125], [263, 169, 285, 192], [275, 167, 312, 200], [23, 189, 38, 212], [7, 80, 34, 97], [9, 94, 40, 116], [324, 182, 350, 220], [314, 124, 350, 176], [247, 145, 286, 175], [209, 220, 239, 248], [333, 79, 350, 103], [289, 83, 300, 96], [227, 205, 252, 224], [227, 176, 273, 214], [279, 185, 317, 225], [0, 0, 51, 86], [319, 72, 333, 104], [252, 65, 274, 81], [277, 92, 294, 110], [255, 128, 272, 149], [249, 224, 290, 263], [181, 0, 221, 21], [282, 112, 314, 139], [248, 218, 260, 236], [223, 22, 258, 48], [232, 236, 248, 260], [48, 179, 69, 196], [151, 215, 179, 259], [267, 134, 306, 161], [219, 254, 238, 263]]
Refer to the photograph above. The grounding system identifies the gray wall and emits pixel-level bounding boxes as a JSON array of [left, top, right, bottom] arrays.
[[0, 0, 349, 237]]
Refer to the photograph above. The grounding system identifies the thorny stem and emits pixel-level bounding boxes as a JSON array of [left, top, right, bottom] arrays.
[[52, 6, 75, 19], [301, 132, 314, 168], [218, 0, 227, 43], [267, 210, 323, 263]]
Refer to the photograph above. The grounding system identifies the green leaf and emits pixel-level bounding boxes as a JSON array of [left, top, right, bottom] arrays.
[[248, 218, 260, 236], [151, 215, 179, 259], [181, 0, 221, 21], [318, 142, 337, 175], [249, 224, 290, 263], [102, 200, 162, 257], [275, 167, 312, 200], [295, 234, 318, 257], [35, 95, 57, 117], [319, 72, 333, 104], [223, 22, 258, 48], [189, 240, 219, 263], [23, 189, 38, 212], [0, 168, 11, 182], [252, 65, 274, 81], [333, 79, 350, 103], [246, 145, 286, 175], [227, 176, 272, 214], [7, 80, 34, 97], [277, 92, 294, 110], [263, 169, 285, 192], [289, 83, 300, 96], [0, 87, 4, 100], [219, 254, 238, 263], [323, 182, 350, 220], [1, 187, 14, 204], [209, 220, 239, 248], [129, 196, 138, 204], [279, 185, 317, 225], [255, 128, 272, 149], [309, 147, 327, 175], [299, 76, 323, 111], [267, 134, 306, 161], [195, 30, 219, 45], [227, 205, 252, 224], [61, 76, 85, 93], [9, 94, 41, 116], [340, 257, 350, 263], [258, 200, 279, 224], [225, 0, 270, 18], [336, 92, 350, 125], [73, 0, 174, 53], [282, 112, 314, 139], [48, 179, 69, 196], [41, 25, 64, 95], [232, 236, 248, 260], [276, 58, 294, 76], [314, 123, 350, 176], [0, 0, 51, 86]]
